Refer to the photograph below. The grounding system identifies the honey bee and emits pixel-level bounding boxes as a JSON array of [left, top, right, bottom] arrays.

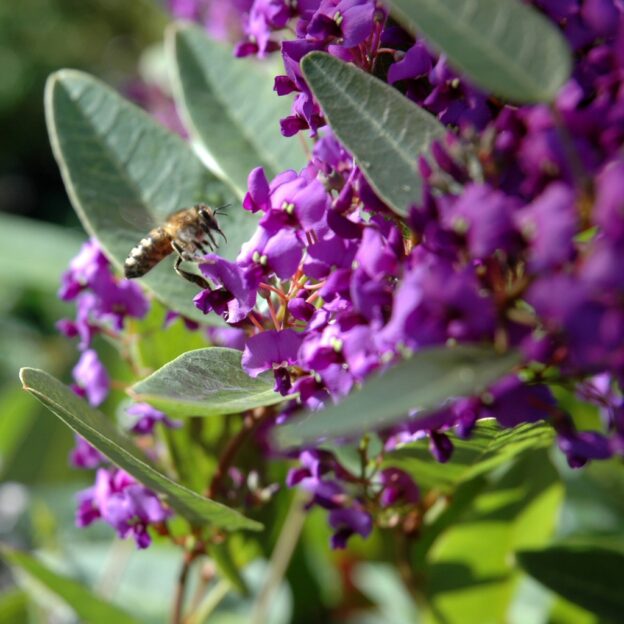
[[124, 203, 227, 288]]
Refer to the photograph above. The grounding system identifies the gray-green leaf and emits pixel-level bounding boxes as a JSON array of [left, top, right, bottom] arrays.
[[384, 419, 554, 493], [45, 69, 259, 323], [129, 348, 284, 417], [0, 545, 140, 624], [276, 345, 519, 448], [389, 0, 572, 103], [19, 367, 262, 532], [169, 23, 306, 197], [301, 52, 445, 216]]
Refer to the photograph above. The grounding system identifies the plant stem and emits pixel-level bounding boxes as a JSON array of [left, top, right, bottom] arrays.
[[186, 579, 231, 624], [172, 553, 194, 624], [249, 493, 307, 624]]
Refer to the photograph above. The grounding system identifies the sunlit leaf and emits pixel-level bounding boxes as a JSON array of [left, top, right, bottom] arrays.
[[425, 452, 563, 622], [385, 419, 554, 493], [517, 541, 624, 622]]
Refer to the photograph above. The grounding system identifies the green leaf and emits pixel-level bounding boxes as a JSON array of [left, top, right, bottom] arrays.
[[129, 348, 284, 417], [276, 345, 519, 448], [517, 542, 624, 622], [169, 23, 306, 197], [45, 69, 259, 323], [384, 419, 554, 493], [0, 213, 83, 292], [425, 451, 563, 623], [19, 367, 262, 532], [0, 545, 140, 624], [301, 52, 445, 216], [0, 589, 28, 622], [389, 0, 572, 103]]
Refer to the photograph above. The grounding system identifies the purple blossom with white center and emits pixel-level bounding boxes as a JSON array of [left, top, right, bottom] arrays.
[[242, 329, 303, 393], [76, 468, 171, 549]]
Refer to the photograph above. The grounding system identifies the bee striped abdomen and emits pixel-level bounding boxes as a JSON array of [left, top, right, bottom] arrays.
[[123, 227, 173, 278]]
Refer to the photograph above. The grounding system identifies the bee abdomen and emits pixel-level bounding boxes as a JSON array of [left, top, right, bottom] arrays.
[[124, 229, 172, 279]]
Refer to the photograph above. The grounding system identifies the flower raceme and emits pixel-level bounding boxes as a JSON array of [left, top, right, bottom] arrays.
[[57, 0, 624, 549]]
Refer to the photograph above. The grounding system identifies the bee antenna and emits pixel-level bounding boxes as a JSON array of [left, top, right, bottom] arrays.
[[214, 203, 230, 216]]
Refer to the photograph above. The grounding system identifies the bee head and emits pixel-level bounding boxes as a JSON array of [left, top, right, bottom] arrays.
[[196, 203, 227, 243]]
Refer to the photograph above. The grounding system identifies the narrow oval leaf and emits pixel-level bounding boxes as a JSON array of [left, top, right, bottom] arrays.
[[169, 23, 307, 197], [517, 543, 624, 621], [129, 348, 284, 417], [384, 419, 554, 493], [389, 0, 572, 103], [45, 69, 259, 323], [276, 345, 520, 448], [301, 52, 445, 216], [19, 367, 262, 532], [0, 213, 83, 292], [0, 545, 140, 624]]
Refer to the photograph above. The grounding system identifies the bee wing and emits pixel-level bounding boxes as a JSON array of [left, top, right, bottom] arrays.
[[119, 206, 158, 231]]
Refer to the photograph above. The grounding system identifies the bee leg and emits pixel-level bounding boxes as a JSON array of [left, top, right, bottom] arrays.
[[172, 243, 211, 290], [205, 229, 221, 250]]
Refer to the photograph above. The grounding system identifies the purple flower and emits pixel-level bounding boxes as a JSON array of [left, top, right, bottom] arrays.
[[76, 468, 171, 549], [440, 184, 521, 258], [242, 329, 303, 377], [429, 431, 454, 463], [516, 182, 577, 271], [388, 41, 432, 84], [58, 240, 110, 301], [328, 504, 373, 549], [379, 468, 420, 508], [69, 435, 105, 470], [483, 377, 555, 428], [126, 403, 181, 435], [72, 349, 109, 407], [306, 0, 376, 48], [195, 254, 257, 323]]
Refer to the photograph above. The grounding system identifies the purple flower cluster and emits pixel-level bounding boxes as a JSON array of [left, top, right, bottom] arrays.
[[69, 401, 180, 548], [58, 239, 148, 405], [55, 0, 624, 551], [167, 0, 624, 545], [76, 467, 171, 548], [58, 239, 182, 547], [233, 0, 385, 135]]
